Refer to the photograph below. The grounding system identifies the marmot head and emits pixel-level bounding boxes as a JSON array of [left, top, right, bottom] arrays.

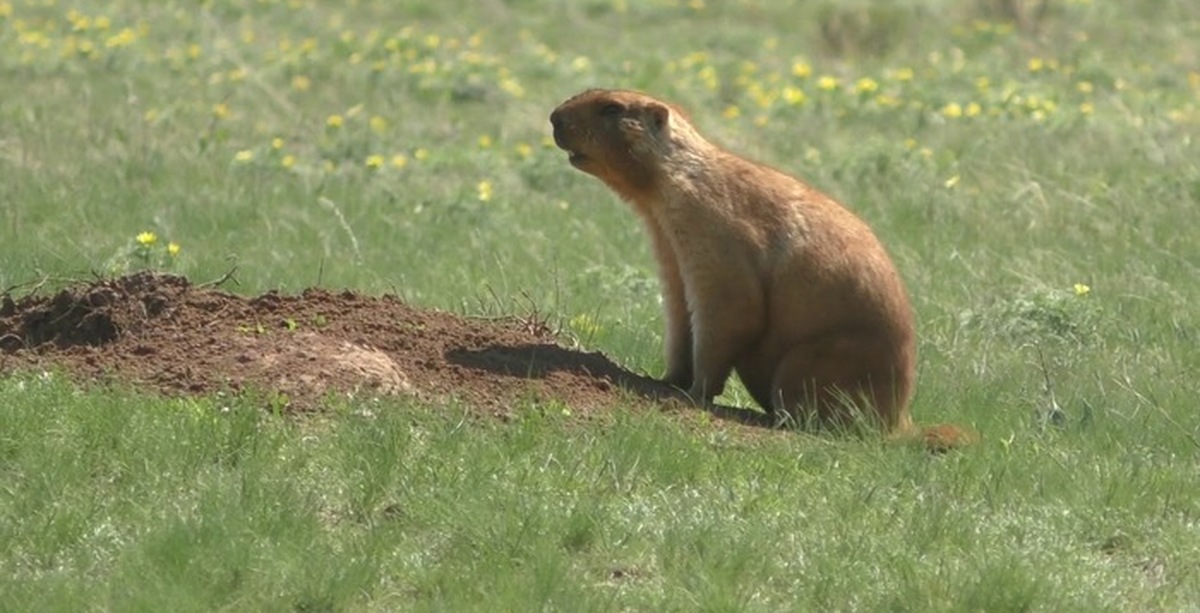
[[550, 89, 675, 201]]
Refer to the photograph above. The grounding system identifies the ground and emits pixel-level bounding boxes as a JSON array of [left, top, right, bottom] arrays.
[[0, 272, 769, 424]]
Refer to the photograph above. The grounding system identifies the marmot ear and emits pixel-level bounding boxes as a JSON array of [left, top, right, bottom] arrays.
[[645, 102, 670, 134]]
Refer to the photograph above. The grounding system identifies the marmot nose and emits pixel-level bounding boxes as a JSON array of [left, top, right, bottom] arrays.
[[549, 109, 564, 130]]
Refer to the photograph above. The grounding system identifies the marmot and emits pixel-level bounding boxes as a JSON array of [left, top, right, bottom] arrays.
[[550, 88, 974, 450]]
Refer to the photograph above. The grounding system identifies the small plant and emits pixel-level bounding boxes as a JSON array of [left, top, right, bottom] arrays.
[[959, 283, 1101, 345], [236, 322, 267, 335], [106, 231, 182, 275], [267, 392, 291, 415], [568, 313, 604, 344], [580, 263, 658, 300]]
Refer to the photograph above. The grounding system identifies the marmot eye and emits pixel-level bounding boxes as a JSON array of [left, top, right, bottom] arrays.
[[599, 103, 623, 117]]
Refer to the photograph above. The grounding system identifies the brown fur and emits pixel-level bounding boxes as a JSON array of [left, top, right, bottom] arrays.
[[550, 88, 975, 450]]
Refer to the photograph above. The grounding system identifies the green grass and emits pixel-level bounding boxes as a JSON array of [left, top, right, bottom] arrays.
[[2, 0, 1199, 610], [4, 374, 1197, 611]]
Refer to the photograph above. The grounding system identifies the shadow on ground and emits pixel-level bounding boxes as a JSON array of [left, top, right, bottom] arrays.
[[447, 343, 778, 428]]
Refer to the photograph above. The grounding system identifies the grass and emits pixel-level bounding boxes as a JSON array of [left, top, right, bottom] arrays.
[[4, 374, 1197, 611], [2, 0, 1199, 609]]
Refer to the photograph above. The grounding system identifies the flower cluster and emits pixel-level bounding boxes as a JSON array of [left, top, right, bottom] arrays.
[[665, 42, 1127, 129], [104, 231, 181, 274], [3, 0, 1196, 215]]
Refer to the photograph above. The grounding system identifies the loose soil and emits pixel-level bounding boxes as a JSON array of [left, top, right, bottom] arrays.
[[0, 272, 771, 427]]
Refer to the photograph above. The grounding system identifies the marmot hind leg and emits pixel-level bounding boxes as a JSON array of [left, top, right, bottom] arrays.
[[768, 332, 910, 432]]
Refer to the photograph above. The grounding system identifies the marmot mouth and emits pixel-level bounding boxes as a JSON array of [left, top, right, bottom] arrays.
[[567, 151, 587, 166]]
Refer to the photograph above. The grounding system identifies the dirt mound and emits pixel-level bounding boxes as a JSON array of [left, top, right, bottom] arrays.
[[0, 272, 695, 417]]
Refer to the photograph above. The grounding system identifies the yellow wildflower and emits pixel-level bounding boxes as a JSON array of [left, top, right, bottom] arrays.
[[722, 105, 741, 119], [326, 114, 344, 128], [854, 77, 879, 94], [391, 154, 408, 169], [965, 102, 982, 117], [136, 231, 157, 246], [514, 143, 533, 159], [281, 155, 296, 169], [234, 150, 254, 163], [875, 94, 901, 107], [478, 134, 493, 148], [271, 138, 284, 150], [941, 102, 963, 118], [365, 154, 384, 169], [782, 86, 806, 106], [499, 77, 526, 98], [167, 242, 181, 257], [817, 75, 839, 91], [291, 75, 311, 91], [212, 103, 230, 119], [369, 115, 388, 133], [1028, 57, 1044, 72], [791, 60, 812, 78], [68, 10, 89, 31], [106, 28, 137, 49], [477, 180, 493, 202], [414, 148, 429, 161], [1073, 283, 1090, 296], [569, 313, 603, 337]]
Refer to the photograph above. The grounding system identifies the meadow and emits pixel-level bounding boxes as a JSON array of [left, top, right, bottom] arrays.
[[2, 0, 1199, 610]]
